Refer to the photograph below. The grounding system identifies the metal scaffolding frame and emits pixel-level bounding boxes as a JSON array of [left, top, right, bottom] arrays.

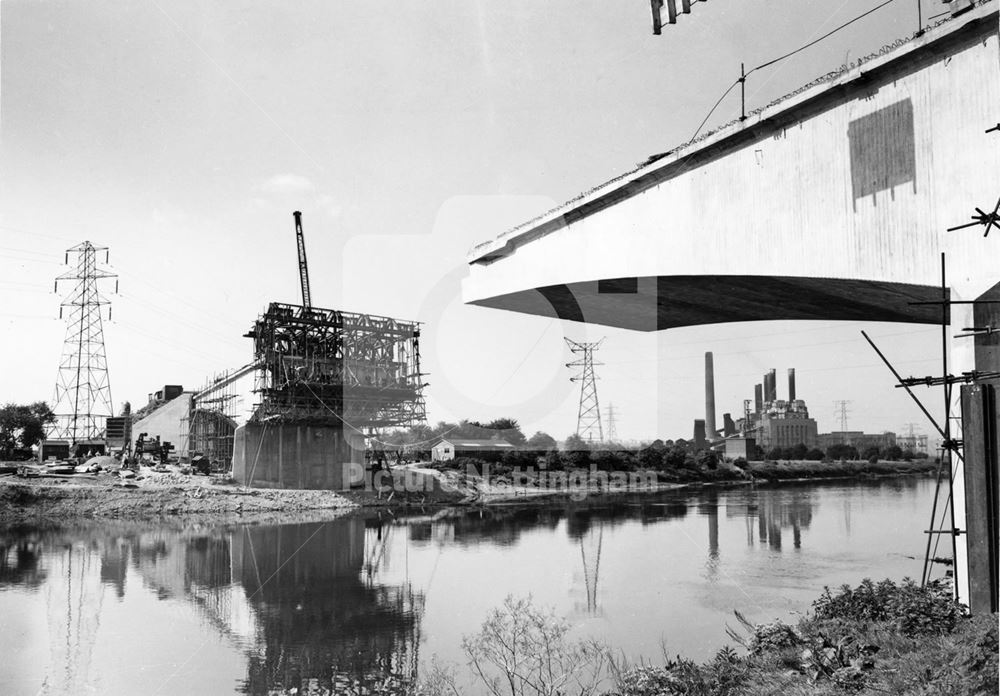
[[188, 367, 242, 467], [247, 302, 426, 429]]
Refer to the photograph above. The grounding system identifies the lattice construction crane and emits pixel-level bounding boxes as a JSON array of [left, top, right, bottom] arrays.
[[293, 210, 311, 309]]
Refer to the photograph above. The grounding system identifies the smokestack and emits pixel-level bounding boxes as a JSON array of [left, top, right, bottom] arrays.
[[788, 368, 796, 401], [754, 383, 763, 414], [705, 352, 717, 439], [766, 369, 777, 403], [723, 413, 736, 436], [693, 419, 707, 449]]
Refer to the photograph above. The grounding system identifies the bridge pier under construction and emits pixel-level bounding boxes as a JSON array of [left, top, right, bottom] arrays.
[[232, 422, 365, 490]]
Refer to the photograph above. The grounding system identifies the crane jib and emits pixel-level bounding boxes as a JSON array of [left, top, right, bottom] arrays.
[[293, 210, 312, 309]]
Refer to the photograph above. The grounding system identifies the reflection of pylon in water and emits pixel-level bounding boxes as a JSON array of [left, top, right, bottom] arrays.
[[44, 544, 105, 693], [572, 528, 603, 616], [364, 519, 394, 586]]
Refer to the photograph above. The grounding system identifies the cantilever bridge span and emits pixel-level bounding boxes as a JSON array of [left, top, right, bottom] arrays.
[[464, 6, 1000, 613], [464, 7, 999, 333]]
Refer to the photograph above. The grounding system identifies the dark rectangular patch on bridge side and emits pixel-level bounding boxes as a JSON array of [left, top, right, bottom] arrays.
[[598, 277, 638, 294], [848, 99, 916, 209]]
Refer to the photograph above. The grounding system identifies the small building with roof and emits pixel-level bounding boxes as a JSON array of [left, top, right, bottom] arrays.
[[431, 438, 515, 462]]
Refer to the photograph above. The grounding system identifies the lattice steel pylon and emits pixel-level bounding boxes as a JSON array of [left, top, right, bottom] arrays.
[[834, 400, 852, 442], [50, 241, 118, 444], [605, 403, 618, 443], [565, 338, 604, 443]]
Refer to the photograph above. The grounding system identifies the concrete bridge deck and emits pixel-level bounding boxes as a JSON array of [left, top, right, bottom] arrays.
[[463, 4, 1000, 332]]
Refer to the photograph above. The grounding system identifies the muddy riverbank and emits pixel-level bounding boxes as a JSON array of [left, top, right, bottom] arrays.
[[0, 458, 937, 521]]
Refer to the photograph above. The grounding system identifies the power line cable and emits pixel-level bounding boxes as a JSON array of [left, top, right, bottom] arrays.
[[746, 0, 900, 77], [689, 0, 901, 140], [485, 319, 555, 400], [690, 80, 740, 140]]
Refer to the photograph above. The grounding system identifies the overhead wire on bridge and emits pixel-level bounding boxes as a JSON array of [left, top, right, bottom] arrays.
[[688, 0, 902, 141], [744, 0, 900, 78]]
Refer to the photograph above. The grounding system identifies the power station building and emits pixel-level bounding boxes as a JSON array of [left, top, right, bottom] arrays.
[[742, 368, 818, 451], [757, 399, 819, 451]]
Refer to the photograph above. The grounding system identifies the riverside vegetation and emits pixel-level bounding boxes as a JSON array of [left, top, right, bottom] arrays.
[[425, 448, 937, 489], [412, 579, 996, 696]]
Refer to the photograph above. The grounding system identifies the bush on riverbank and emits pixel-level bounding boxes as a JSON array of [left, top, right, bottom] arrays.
[[605, 578, 994, 696], [415, 579, 996, 696], [423, 453, 935, 489], [748, 458, 936, 481]]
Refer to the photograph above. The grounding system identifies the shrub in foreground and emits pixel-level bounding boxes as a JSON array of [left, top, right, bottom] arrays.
[[416, 579, 993, 696], [812, 577, 965, 636]]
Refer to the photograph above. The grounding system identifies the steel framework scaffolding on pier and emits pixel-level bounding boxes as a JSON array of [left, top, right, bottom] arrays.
[[246, 302, 426, 430]]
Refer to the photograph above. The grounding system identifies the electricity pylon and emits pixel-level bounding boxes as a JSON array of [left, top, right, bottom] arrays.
[[51, 242, 118, 444], [834, 400, 852, 444], [605, 403, 618, 443], [565, 338, 604, 443]]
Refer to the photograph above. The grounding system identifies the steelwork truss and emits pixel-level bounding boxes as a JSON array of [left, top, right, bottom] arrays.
[[247, 302, 426, 428]]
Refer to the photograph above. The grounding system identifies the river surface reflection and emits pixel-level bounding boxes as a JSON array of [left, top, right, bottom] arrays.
[[0, 477, 938, 695]]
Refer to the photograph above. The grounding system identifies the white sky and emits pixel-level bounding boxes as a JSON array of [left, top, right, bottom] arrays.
[[1, 1, 948, 442]]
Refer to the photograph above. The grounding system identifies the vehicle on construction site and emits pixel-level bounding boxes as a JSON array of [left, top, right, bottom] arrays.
[[128, 433, 172, 468], [190, 454, 212, 475]]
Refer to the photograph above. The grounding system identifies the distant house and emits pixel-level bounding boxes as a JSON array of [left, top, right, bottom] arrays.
[[431, 438, 515, 462], [724, 437, 757, 460]]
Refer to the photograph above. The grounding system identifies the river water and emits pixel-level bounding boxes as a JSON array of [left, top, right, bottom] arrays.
[[0, 477, 940, 695]]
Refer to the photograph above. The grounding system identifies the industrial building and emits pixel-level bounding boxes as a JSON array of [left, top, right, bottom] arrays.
[[131, 386, 194, 458], [739, 368, 818, 451], [817, 431, 896, 453], [126, 380, 248, 466], [897, 431, 930, 456]]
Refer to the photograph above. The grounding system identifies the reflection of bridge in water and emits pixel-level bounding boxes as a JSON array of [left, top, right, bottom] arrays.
[[233, 518, 424, 694], [0, 519, 424, 695]]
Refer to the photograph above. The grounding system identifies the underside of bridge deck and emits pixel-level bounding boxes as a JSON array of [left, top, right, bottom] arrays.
[[469, 275, 945, 331]]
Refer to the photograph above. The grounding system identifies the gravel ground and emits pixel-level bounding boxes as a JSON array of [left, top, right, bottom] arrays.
[[0, 469, 356, 522]]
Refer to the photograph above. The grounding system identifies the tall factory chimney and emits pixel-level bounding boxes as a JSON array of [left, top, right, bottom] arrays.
[[754, 383, 763, 414], [788, 368, 796, 401], [766, 369, 777, 403], [693, 419, 707, 449], [705, 352, 717, 439]]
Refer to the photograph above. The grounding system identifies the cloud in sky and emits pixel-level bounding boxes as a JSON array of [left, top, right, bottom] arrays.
[[253, 174, 341, 220], [257, 173, 316, 196]]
